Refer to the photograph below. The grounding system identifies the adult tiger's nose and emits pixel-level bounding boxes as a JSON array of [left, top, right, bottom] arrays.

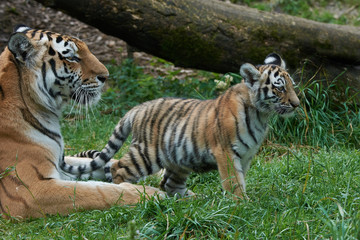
[[290, 98, 300, 108], [97, 75, 108, 83]]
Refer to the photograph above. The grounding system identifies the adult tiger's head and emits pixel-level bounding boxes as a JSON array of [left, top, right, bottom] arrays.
[[7, 24, 108, 109], [240, 53, 300, 117]]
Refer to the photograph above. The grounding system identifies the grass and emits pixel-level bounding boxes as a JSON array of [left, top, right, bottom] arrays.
[[1, 147, 359, 239], [1, 57, 360, 239], [237, 0, 360, 26]]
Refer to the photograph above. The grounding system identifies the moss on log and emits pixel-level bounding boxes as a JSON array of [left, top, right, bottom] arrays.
[[36, 0, 360, 98]]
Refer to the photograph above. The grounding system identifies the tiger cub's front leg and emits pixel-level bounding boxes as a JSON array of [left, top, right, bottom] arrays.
[[214, 149, 247, 200]]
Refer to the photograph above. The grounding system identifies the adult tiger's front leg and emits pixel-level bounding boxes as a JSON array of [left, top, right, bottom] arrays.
[[1, 159, 160, 218]]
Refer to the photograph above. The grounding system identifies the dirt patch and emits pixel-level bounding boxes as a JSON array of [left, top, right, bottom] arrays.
[[0, 0, 129, 64], [0, 0, 202, 80]]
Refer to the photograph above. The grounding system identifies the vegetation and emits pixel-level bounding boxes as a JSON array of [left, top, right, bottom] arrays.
[[235, 0, 360, 26], [1, 56, 359, 239], [1, 0, 360, 239]]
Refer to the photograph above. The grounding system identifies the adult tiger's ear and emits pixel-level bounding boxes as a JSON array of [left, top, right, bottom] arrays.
[[264, 53, 286, 69], [8, 32, 35, 64], [240, 63, 261, 91]]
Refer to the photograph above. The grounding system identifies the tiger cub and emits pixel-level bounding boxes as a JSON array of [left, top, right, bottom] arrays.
[[64, 53, 300, 198]]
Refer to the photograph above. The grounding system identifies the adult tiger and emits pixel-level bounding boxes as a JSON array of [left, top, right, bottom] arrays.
[[0, 25, 161, 219], [66, 53, 300, 198]]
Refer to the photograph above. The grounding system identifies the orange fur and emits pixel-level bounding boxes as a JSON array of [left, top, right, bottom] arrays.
[[66, 54, 299, 199], [0, 27, 162, 219]]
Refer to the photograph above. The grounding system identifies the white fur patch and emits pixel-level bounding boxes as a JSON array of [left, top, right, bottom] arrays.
[[16, 26, 30, 33], [264, 56, 277, 65]]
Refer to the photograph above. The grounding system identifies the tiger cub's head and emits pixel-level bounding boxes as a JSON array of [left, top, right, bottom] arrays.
[[7, 24, 108, 109], [240, 53, 300, 117]]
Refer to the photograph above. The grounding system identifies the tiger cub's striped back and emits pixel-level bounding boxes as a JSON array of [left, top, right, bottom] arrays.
[[69, 53, 300, 198]]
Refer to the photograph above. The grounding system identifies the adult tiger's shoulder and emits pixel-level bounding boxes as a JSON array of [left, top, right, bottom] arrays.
[[66, 53, 300, 199], [0, 25, 161, 219]]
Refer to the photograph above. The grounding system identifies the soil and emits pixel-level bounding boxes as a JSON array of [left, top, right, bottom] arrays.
[[0, 0, 202, 80], [0, 0, 130, 64]]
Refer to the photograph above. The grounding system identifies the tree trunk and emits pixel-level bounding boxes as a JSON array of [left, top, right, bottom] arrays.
[[35, 0, 360, 98]]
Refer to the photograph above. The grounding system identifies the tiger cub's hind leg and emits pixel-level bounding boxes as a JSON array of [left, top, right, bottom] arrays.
[[159, 169, 194, 197], [110, 145, 161, 184]]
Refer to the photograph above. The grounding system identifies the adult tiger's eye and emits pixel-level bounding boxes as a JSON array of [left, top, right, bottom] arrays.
[[277, 86, 285, 92], [66, 56, 81, 63]]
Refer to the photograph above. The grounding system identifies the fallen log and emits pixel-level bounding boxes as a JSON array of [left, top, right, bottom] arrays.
[[35, 0, 360, 99]]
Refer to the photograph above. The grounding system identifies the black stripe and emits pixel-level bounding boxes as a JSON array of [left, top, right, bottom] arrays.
[[63, 63, 68, 74], [113, 129, 126, 143], [0, 179, 29, 208], [177, 101, 202, 165], [149, 98, 167, 142], [37, 82, 53, 109], [177, 101, 202, 147], [0, 85, 4, 100], [230, 111, 250, 149], [90, 150, 100, 158], [20, 108, 61, 146], [0, 197, 6, 214], [140, 105, 156, 175], [138, 103, 153, 142], [231, 145, 243, 159], [47, 157, 57, 168], [274, 70, 279, 78], [31, 30, 37, 38], [58, 52, 64, 60], [169, 99, 196, 162], [48, 59, 65, 80], [202, 101, 212, 151], [11, 57, 61, 146], [99, 152, 109, 163], [107, 140, 118, 150], [32, 165, 53, 181], [134, 144, 152, 175], [90, 160, 98, 170], [129, 151, 144, 177], [41, 62, 48, 90], [46, 32, 53, 41], [265, 76, 270, 85], [190, 102, 207, 165], [118, 161, 136, 178], [78, 165, 85, 174], [215, 94, 226, 139], [244, 106, 257, 144], [48, 46, 56, 56], [56, 36, 63, 43], [155, 99, 183, 168], [262, 87, 269, 99], [168, 99, 195, 148]]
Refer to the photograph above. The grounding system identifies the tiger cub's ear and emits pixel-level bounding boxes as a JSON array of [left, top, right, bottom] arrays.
[[8, 32, 35, 64], [264, 53, 286, 69], [240, 63, 261, 91]]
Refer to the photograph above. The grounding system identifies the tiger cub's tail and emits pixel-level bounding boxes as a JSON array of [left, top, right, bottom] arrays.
[[61, 115, 132, 180]]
